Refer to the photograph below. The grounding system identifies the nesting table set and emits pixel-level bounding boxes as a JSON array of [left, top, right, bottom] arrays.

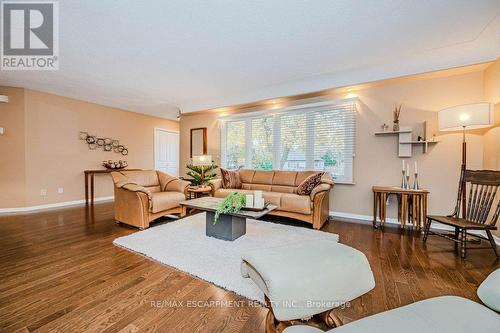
[[372, 186, 429, 230]]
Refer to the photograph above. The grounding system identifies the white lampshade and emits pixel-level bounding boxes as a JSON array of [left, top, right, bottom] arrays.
[[192, 155, 212, 166], [0, 95, 8, 103], [438, 102, 494, 131]]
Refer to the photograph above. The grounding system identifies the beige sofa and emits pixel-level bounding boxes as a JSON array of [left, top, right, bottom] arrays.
[[209, 169, 334, 229], [111, 170, 190, 229]]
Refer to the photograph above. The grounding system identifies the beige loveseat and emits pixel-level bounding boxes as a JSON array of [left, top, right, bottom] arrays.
[[111, 170, 190, 229], [209, 169, 334, 229]]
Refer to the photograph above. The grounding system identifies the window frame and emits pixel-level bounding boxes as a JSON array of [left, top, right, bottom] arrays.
[[220, 98, 357, 184]]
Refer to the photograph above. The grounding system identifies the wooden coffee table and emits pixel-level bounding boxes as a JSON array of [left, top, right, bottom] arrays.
[[179, 197, 277, 241]]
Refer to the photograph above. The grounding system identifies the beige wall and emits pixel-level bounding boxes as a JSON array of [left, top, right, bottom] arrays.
[[180, 70, 487, 221], [0, 87, 26, 207], [483, 59, 500, 170], [0, 88, 178, 208]]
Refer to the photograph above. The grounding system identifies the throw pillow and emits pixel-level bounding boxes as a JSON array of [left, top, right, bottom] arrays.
[[221, 169, 242, 189], [297, 172, 324, 195]]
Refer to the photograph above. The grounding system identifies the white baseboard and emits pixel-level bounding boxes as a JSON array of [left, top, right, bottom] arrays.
[[0, 196, 114, 214], [329, 211, 500, 246]]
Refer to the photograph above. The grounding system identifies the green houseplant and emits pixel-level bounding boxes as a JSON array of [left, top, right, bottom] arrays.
[[185, 163, 218, 186], [214, 192, 246, 224]]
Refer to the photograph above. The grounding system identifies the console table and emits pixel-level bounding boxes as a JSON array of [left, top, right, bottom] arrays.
[[372, 186, 429, 230], [84, 169, 140, 205]]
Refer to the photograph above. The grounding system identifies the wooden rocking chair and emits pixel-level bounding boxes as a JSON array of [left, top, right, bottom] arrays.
[[423, 169, 500, 259]]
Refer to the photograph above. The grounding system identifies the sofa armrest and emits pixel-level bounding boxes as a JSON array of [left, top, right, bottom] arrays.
[[121, 183, 151, 196], [208, 178, 223, 193], [113, 187, 151, 228], [321, 172, 334, 186], [310, 183, 332, 200], [165, 178, 190, 194]]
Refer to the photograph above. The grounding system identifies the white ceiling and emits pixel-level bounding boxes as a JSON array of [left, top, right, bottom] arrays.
[[1, 0, 499, 119]]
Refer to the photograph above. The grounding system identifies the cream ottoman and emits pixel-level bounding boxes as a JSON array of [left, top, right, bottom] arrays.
[[283, 268, 500, 333], [241, 240, 375, 332]]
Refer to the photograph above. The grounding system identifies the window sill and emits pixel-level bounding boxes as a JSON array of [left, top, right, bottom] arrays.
[[334, 181, 356, 185]]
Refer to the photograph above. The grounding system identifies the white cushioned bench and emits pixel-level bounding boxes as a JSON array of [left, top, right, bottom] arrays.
[[241, 240, 375, 330]]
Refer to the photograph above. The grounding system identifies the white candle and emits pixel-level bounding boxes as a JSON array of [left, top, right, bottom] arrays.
[[406, 164, 409, 176], [254, 190, 263, 208], [245, 194, 254, 208], [414, 161, 418, 174], [402, 160, 405, 171]]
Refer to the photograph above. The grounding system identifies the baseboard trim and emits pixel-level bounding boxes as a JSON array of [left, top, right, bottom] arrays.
[[0, 196, 114, 214], [329, 210, 500, 246]]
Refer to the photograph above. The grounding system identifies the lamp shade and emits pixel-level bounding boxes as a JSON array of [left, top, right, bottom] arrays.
[[438, 102, 494, 131], [192, 155, 212, 166]]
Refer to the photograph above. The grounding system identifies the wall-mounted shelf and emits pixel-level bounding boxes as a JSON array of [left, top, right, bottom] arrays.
[[374, 130, 411, 136], [374, 121, 438, 157], [400, 140, 439, 154]]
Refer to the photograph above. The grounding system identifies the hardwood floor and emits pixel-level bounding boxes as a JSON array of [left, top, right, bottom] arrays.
[[0, 202, 498, 333]]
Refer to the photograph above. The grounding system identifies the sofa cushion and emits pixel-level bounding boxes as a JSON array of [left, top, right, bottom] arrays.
[[281, 193, 311, 214], [157, 171, 178, 191], [249, 184, 272, 191], [221, 168, 242, 189], [253, 170, 275, 185], [295, 171, 320, 186], [477, 268, 500, 312], [121, 170, 159, 187], [297, 172, 324, 195], [238, 169, 256, 183], [216, 188, 312, 214], [263, 191, 282, 207], [151, 192, 185, 213], [273, 171, 298, 186], [214, 189, 256, 198], [146, 185, 161, 193], [271, 185, 296, 194], [215, 189, 283, 207]]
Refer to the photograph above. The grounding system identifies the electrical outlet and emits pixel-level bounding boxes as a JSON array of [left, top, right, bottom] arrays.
[[40, 189, 47, 196], [57, 187, 64, 194]]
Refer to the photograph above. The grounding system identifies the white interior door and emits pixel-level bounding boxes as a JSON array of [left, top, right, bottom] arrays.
[[155, 129, 179, 176]]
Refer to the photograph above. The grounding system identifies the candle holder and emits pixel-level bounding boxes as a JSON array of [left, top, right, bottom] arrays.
[[413, 172, 419, 190], [401, 170, 406, 189], [405, 174, 410, 190]]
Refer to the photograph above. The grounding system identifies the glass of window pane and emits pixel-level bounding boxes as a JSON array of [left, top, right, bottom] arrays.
[[251, 117, 273, 170], [225, 120, 245, 169], [280, 113, 307, 170]]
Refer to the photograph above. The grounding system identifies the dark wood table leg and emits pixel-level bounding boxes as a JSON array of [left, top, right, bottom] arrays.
[[90, 173, 95, 205], [422, 194, 427, 232], [84, 173, 89, 205]]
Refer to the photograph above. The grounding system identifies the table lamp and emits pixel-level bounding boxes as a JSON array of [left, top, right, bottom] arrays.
[[192, 155, 212, 185], [438, 102, 494, 217]]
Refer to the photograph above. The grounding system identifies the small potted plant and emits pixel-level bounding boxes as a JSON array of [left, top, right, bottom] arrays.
[[213, 192, 246, 224], [185, 163, 218, 187]]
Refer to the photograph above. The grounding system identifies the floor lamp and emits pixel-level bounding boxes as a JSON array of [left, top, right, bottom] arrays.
[[438, 102, 494, 218]]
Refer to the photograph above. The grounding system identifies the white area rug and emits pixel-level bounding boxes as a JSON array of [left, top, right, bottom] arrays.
[[113, 213, 339, 303]]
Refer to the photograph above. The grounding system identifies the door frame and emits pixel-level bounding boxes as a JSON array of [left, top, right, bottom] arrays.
[[154, 127, 180, 176]]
